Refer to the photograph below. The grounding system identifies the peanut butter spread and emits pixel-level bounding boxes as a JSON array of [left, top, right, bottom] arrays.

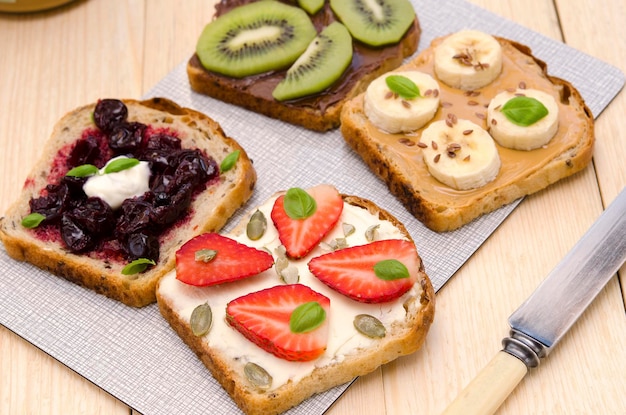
[[363, 37, 592, 209]]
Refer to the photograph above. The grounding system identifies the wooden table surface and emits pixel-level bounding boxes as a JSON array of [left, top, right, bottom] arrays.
[[1, 1, 624, 414]]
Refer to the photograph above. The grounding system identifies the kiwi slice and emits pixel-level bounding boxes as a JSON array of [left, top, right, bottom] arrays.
[[272, 22, 353, 102], [298, 0, 324, 14], [329, 0, 415, 47], [196, 1, 317, 78]]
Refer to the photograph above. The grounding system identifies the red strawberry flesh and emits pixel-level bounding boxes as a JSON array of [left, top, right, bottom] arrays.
[[175, 233, 273, 287], [308, 239, 419, 303], [271, 184, 343, 259], [226, 284, 330, 362]]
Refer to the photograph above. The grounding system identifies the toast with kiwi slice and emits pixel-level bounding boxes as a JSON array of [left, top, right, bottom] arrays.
[[187, 0, 421, 131], [156, 184, 435, 415]]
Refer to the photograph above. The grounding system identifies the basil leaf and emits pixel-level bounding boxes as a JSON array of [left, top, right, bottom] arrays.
[[374, 259, 410, 281], [501, 96, 549, 126], [220, 150, 240, 173], [121, 258, 156, 275], [66, 164, 99, 177], [22, 212, 46, 228], [104, 157, 140, 174], [283, 187, 317, 220], [290, 301, 326, 333], [385, 75, 421, 99]]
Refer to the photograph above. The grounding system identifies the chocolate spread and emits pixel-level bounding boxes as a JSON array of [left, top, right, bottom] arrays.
[[189, 0, 419, 114]]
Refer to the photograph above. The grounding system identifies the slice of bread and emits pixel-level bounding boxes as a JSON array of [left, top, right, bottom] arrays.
[[186, 1, 421, 131], [340, 33, 595, 232], [0, 97, 256, 307], [156, 186, 435, 415]]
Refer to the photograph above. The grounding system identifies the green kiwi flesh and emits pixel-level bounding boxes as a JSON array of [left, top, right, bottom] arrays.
[[196, 1, 317, 78], [297, 0, 324, 15], [330, 0, 415, 47], [273, 22, 353, 102]]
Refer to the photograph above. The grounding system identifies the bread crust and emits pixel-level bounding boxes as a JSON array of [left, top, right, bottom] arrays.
[[156, 192, 435, 415], [0, 97, 256, 307], [340, 34, 595, 232], [186, 1, 421, 131]]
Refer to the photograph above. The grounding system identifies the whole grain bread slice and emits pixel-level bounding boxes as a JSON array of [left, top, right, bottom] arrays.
[[0, 97, 256, 307], [340, 34, 595, 232], [187, 1, 421, 131], [156, 189, 435, 415]]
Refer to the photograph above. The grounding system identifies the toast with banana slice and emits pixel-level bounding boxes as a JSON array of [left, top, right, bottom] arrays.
[[340, 30, 594, 232], [186, 0, 420, 131], [156, 184, 435, 415], [0, 97, 256, 307]]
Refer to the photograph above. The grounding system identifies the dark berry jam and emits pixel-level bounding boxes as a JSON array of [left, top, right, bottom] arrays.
[[28, 99, 220, 267]]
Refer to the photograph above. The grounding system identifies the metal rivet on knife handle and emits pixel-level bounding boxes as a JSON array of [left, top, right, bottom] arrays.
[[441, 187, 626, 415]]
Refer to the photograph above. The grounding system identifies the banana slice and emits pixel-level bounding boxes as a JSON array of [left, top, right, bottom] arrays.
[[420, 118, 501, 190], [487, 88, 559, 150], [364, 71, 440, 133], [434, 30, 502, 90]]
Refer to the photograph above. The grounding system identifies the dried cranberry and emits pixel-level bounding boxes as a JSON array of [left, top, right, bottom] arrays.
[[145, 133, 181, 152], [115, 197, 153, 237], [150, 182, 193, 227], [68, 135, 102, 167], [172, 149, 217, 188], [94, 99, 128, 133], [124, 232, 160, 262], [61, 175, 89, 200], [60, 214, 95, 252], [150, 174, 173, 194], [29, 183, 71, 223], [108, 121, 146, 153], [65, 197, 115, 236]]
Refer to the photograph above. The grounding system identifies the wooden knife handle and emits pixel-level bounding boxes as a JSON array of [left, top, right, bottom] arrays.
[[440, 351, 528, 415]]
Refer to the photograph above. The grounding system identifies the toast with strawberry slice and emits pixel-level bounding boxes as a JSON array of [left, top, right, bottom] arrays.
[[156, 184, 435, 415]]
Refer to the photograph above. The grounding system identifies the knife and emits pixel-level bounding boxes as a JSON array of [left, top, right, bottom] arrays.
[[441, 187, 626, 415]]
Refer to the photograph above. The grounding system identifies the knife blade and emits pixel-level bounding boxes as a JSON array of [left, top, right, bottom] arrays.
[[441, 187, 626, 415]]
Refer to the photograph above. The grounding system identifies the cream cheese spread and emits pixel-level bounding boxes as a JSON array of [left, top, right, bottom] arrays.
[[158, 194, 421, 391], [82, 156, 151, 210]]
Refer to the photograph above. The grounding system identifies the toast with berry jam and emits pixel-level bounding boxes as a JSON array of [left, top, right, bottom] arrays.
[[339, 30, 594, 231], [0, 97, 256, 307], [156, 184, 435, 415]]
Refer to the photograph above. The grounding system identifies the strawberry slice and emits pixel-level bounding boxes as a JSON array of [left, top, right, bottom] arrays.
[[226, 284, 330, 362], [271, 184, 343, 259], [175, 233, 273, 287], [308, 239, 419, 303]]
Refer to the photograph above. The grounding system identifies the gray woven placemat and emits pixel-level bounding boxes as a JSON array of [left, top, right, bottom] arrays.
[[1, 0, 623, 414]]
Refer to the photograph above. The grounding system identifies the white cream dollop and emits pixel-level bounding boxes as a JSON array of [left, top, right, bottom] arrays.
[[82, 156, 151, 209]]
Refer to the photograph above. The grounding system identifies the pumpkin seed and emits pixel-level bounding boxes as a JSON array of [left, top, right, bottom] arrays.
[[190, 303, 212, 337], [274, 244, 287, 257], [275, 256, 289, 276], [365, 224, 380, 242], [342, 222, 356, 237], [280, 266, 299, 284], [244, 362, 272, 390], [332, 237, 348, 250], [246, 210, 267, 240], [195, 249, 217, 263], [354, 314, 386, 338]]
